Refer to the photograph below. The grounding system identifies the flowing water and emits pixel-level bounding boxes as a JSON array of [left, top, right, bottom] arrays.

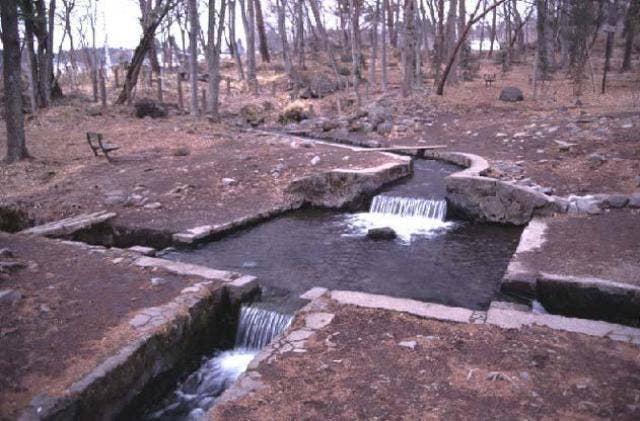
[[147, 306, 293, 420], [148, 159, 524, 419], [168, 160, 523, 311]]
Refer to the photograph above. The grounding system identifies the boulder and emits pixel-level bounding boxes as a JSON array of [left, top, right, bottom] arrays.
[[299, 74, 338, 99], [239, 104, 265, 127], [134, 99, 168, 119], [499, 86, 524, 102], [367, 227, 397, 240], [279, 103, 311, 124], [367, 105, 390, 128]]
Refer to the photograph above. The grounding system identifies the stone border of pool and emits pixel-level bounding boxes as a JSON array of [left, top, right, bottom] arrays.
[[17, 240, 260, 421], [210, 287, 640, 414], [502, 216, 640, 325]]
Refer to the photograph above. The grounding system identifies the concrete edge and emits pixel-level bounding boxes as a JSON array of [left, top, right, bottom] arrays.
[[18, 211, 117, 238], [134, 256, 242, 282]]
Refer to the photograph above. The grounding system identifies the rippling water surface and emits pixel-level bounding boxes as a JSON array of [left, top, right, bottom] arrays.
[[168, 160, 522, 310]]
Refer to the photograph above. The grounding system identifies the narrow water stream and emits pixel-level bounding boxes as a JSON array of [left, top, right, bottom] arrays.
[[147, 306, 293, 420]]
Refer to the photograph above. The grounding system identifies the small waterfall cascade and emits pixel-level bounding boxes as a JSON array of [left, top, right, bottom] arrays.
[[235, 306, 294, 349], [148, 306, 293, 420], [346, 195, 452, 242], [370, 196, 447, 220]]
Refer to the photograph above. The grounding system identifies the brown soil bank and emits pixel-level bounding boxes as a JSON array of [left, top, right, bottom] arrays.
[[212, 304, 640, 420], [0, 233, 226, 419]]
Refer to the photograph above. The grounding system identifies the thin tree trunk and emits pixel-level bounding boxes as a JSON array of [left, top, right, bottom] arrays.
[[403, 0, 417, 94], [208, 0, 228, 117], [116, 2, 174, 104], [536, 0, 550, 79], [277, 0, 293, 81], [229, 0, 246, 80], [601, 0, 619, 94], [382, 0, 389, 91], [188, 0, 200, 115], [349, 0, 362, 109], [254, 0, 270, 63], [240, 0, 258, 91], [370, 0, 381, 88], [622, 0, 639, 72], [437, 0, 507, 95], [1, 0, 28, 162], [489, 3, 497, 57]]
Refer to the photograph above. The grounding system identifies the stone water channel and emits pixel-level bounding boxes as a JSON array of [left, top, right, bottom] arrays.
[[141, 159, 523, 419]]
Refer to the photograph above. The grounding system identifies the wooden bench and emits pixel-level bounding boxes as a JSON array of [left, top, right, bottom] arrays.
[[86, 132, 120, 161], [483, 73, 496, 88]]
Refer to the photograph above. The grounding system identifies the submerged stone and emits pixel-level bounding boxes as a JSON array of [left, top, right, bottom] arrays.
[[367, 227, 397, 240]]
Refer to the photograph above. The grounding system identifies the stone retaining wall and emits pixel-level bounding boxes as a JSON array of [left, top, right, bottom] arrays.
[[423, 151, 561, 225], [18, 260, 259, 420]]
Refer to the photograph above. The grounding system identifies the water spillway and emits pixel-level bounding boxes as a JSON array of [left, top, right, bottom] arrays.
[[148, 306, 293, 420], [369, 196, 447, 220], [347, 195, 452, 242]]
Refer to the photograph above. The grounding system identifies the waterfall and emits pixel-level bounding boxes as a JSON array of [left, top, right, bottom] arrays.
[[148, 306, 292, 420], [345, 195, 453, 243], [370, 196, 447, 220], [235, 306, 294, 349]]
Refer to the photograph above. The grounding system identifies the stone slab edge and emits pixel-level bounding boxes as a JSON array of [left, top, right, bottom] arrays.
[[134, 256, 242, 282], [18, 275, 260, 420], [502, 217, 640, 303], [18, 211, 117, 238]]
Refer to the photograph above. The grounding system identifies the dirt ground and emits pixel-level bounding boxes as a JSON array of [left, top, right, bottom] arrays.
[[0, 233, 215, 419], [213, 303, 640, 420]]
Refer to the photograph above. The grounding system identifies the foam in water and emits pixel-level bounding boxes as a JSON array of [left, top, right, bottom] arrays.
[[148, 306, 292, 420], [345, 195, 453, 242]]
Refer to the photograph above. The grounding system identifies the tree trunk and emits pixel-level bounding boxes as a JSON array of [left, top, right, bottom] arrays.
[[254, 0, 270, 63], [229, 0, 246, 80], [489, 3, 497, 57], [277, 0, 293, 82], [349, 0, 362, 109], [208, 0, 228, 117], [188, 0, 200, 116], [437, 0, 507, 95], [444, 0, 458, 83], [240, 0, 258, 91], [370, 0, 381, 88], [622, 0, 639, 72], [601, 0, 619, 94], [382, 0, 389, 90], [116, 2, 174, 105], [536, 0, 550, 79], [403, 0, 417, 94], [1, 0, 28, 162]]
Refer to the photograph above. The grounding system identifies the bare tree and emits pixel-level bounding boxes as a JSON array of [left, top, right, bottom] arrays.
[[602, 0, 619, 94], [207, 0, 228, 117], [403, 0, 417, 94], [437, 0, 508, 95], [188, 0, 200, 115], [621, 0, 639, 72], [254, 0, 270, 63], [349, 0, 362, 109], [1, 0, 29, 162], [239, 0, 258, 91], [115, 0, 175, 104]]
